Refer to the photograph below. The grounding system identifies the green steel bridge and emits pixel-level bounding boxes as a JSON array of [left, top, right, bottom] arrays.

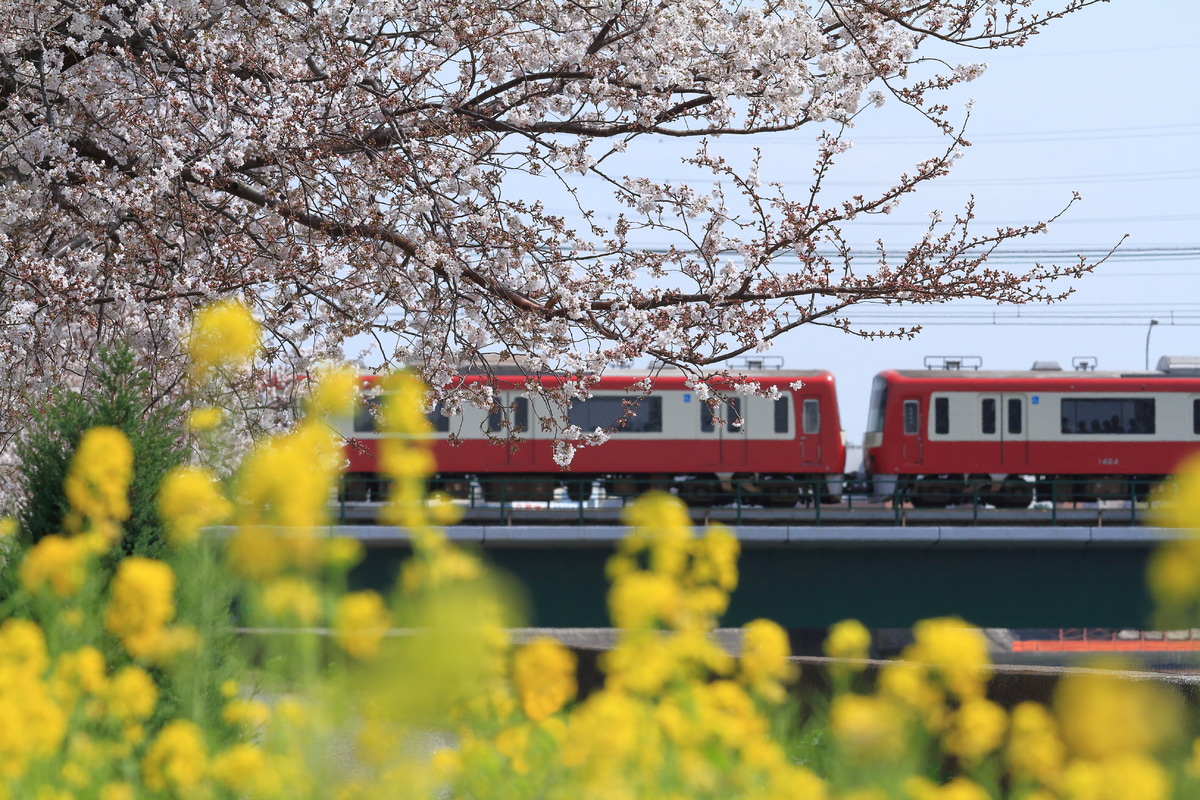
[[345, 523, 1176, 630]]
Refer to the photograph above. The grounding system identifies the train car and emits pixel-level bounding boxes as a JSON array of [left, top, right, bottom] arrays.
[[338, 369, 846, 507], [863, 357, 1200, 507]]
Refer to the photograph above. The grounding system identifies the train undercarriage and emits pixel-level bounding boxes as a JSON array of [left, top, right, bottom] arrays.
[[341, 472, 842, 508], [899, 474, 1163, 509]]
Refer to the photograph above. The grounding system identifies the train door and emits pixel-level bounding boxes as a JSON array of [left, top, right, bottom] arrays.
[[978, 395, 1002, 467], [721, 397, 748, 467], [900, 397, 924, 466], [490, 394, 535, 466], [1000, 394, 1029, 468], [797, 396, 822, 467], [699, 396, 745, 468], [902, 398, 926, 465]]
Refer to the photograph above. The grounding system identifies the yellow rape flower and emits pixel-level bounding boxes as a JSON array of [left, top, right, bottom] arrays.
[[878, 661, 946, 731], [52, 646, 107, 703], [185, 298, 260, 379], [141, 719, 208, 796], [1006, 701, 1065, 787], [105, 666, 158, 721], [261, 576, 322, 625], [158, 465, 233, 546], [689, 523, 740, 592], [613, 491, 693, 581], [379, 371, 434, 436], [495, 725, 532, 774], [222, 697, 271, 729], [225, 525, 287, 582], [104, 557, 177, 660], [99, 782, 135, 800], [308, 363, 359, 416], [608, 571, 681, 630], [825, 618, 871, 663], [1147, 538, 1200, 610], [903, 617, 991, 700], [943, 696, 1007, 766], [944, 778, 994, 800], [333, 591, 390, 660], [512, 637, 577, 721], [211, 743, 284, 797], [1053, 663, 1182, 760], [739, 618, 797, 702], [830, 693, 906, 759], [0, 516, 16, 539], [232, 424, 341, 577], [63, 426, 133, 532], [326, 537, 364, 570], [560, 690, 646, 768], [1063, 753, 1171, 800], [20, 534, 89, 598], [186, 405, 224, 432], [0, 617, 50, 678]]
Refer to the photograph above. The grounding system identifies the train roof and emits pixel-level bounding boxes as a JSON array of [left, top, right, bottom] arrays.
[[880, 355, 1200, 381], [884, 368, 1200, 381]]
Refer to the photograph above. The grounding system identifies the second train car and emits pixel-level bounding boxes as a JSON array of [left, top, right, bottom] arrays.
[[339, 369, 846, 507], [863, 358, 1200, 508]]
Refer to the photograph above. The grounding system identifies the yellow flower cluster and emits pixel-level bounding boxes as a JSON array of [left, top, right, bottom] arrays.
[[104, 557, 196, 663], [62, 426, 133, 545], [157, 466, 233, 546], [512, 637, 577, 721], [9, 297, 1200, 800], [184, 298, 260, 380], [1147, 454, 1200, 625], [333, 591, 391, 661], [824, 615, 1008, 795]]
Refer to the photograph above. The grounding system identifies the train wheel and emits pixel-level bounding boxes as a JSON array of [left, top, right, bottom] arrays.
[[341, 473, 373, 502], [430, 476, 472, 499], [604, 477, 641, 497], [481, 476, 556, 503], [992, 476, 1033, 509], [910, 476, 961, 508], [758, 477, 800, 508], [677, 476, 723, 508], [564, 478, 594, 503], [1134, 476, 1162, 503]]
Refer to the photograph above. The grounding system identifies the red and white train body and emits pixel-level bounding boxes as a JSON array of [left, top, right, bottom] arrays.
[[863, 360, 1200, 507], [338, 370, 846, 506]]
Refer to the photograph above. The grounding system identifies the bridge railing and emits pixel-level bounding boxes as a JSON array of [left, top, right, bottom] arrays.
[[333, 475, 1170, 527]]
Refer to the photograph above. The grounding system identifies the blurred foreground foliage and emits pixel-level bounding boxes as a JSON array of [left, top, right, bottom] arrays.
[[3, 301, 1200, 800]]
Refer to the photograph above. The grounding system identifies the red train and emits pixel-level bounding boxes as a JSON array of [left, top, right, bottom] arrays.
[[338, 369, 847, 507], [864, 357, 1200, 507], [336, 356, 1200, 510]]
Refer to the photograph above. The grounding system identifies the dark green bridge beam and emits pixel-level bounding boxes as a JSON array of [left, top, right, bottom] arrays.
[[347, 526, 1176, 630]]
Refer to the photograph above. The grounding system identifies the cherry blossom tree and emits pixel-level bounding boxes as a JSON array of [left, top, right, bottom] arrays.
[[0, 0, 1112, 446]]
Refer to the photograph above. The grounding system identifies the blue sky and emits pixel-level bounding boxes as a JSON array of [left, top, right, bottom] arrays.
[[350, 1, 1200, 453], [709, 0, 1200, 444]]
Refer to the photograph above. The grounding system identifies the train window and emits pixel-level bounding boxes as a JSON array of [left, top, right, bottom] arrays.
[[488, 397, 529, 433], [774, 396, 790, 433], [571, 396, 663, 433], [700, 398, 741, 433], [1194, 399, 1200, 434], [803, 398, 819, 434], [866, 376, 887, 433], [355, 394, 450, 433], [934, 397, 949, 435], [1060, 398, 1155, 435], [903, 400, 919, 435], [981, 399, 996, 434], [354, 396, 381, 433], [1007, 398, 1023, 435], [427, 403, 451, 433]]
